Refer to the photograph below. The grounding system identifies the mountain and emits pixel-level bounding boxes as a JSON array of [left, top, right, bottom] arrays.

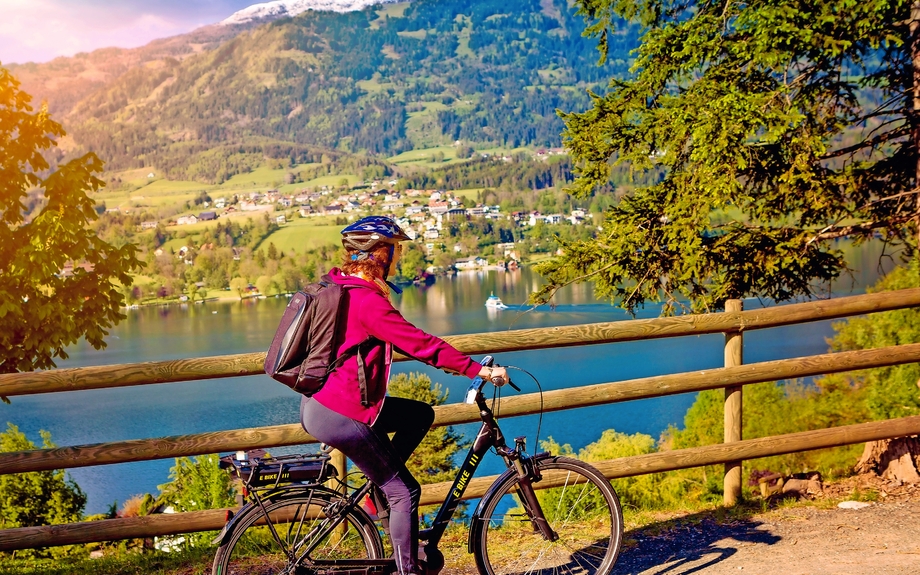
[[14, 0, 639, 183], [7, 23, 254, 118], [221, 0, 406, 26]]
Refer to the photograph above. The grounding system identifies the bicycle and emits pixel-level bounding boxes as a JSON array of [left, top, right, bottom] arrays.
[[211, 356, 624, 575]]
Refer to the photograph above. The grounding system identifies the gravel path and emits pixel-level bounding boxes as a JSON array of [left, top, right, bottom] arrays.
[[615, 501, 920, 575]]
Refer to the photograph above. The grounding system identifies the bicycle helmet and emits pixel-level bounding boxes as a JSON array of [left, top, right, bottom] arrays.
[[341, 216, 410, 252]]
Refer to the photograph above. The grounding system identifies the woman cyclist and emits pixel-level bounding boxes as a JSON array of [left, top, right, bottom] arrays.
[[299, 215, 508, 575]]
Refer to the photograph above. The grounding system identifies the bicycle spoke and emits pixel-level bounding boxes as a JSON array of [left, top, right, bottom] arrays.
[[213, 490, 383, 575], [473, 458, 622, 575]]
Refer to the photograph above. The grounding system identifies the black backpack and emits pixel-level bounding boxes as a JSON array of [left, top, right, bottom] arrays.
[[264, 275, 374, 404]]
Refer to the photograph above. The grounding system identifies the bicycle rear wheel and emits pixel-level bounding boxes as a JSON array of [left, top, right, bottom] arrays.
[[212, 488, 384, 575], [471, 456, 623, 575]]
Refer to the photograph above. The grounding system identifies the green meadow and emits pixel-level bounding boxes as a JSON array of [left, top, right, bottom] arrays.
[[260, 218, 341, 253]]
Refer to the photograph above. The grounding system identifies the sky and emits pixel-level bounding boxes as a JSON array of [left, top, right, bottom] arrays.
[[0, 0, 259, 65]]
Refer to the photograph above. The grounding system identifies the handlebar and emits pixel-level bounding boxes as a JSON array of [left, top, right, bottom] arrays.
[[465, 355, 520, 404]]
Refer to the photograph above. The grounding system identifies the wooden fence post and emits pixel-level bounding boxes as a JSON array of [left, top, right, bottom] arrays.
[[328, 449, 349, 539], [724, 299, 743, 505], [329, 449, 347, 495]]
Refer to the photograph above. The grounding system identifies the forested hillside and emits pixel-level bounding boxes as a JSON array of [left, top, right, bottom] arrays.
[[14, 0, 638, 183]]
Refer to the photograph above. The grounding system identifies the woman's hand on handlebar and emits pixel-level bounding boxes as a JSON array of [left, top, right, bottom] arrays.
[[478, 365, 510, 386]]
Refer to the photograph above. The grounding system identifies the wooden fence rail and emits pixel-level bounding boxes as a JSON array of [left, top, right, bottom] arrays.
[[3, 414, 919, 552]]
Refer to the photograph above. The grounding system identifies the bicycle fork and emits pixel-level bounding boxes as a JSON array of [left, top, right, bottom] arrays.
[[504, 437, 559, 542]]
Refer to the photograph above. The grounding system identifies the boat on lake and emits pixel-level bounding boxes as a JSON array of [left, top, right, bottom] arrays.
[[485, 292, 508, 310]]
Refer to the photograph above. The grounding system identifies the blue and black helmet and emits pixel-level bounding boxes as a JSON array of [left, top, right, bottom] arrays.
[[341, 215, 410, 252]]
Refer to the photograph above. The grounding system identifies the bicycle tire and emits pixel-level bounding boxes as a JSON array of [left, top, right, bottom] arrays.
[[470, 456, 623, 575], [212, 488, 384, 575]]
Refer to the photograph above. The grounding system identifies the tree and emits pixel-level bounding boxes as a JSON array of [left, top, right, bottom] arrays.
[[256, 274, 276, 296], [229, 276, 248, 300], [0, 65, 140, 378], [397, 243, 428, 280], [387, 372, 465, 484], [156, 454, 237, 548], [0, 424, 86, 558], [536, 1, 920, 313]]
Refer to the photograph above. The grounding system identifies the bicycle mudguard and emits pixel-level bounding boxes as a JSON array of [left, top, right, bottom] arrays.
[[466, 452, 554, 553], [211, 485, 345, 546]]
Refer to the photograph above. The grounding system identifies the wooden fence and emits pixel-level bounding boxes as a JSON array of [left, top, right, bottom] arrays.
[[2, 288, 920, 551]]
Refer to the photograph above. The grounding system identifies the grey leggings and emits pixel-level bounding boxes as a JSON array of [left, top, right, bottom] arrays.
[[300, 396, 435, 575]]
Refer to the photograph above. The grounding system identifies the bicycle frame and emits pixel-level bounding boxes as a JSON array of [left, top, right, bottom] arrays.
[[422, 371, 555, 548], [216, 358, 559, 574]]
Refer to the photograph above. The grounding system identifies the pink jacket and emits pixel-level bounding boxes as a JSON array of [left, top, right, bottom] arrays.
[[312, 268, 481, 424]]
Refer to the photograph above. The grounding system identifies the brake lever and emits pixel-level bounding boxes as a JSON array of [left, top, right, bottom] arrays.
[[491, 374, 520, 392]]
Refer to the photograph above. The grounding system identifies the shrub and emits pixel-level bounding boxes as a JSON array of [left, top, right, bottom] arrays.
[[155, 454, 237, 548], [0, 423, 86, 559]]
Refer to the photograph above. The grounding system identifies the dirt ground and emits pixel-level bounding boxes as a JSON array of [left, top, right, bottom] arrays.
[[614, 474, 920, 575]]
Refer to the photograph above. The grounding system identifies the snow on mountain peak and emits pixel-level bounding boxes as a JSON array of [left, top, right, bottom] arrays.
[[221, 0, 405, 26]]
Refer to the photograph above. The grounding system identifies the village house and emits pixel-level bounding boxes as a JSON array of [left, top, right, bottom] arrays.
[[443, 207, 466, 221], [58, 262, 94, 277], [176, 215, 198, 225], [454, 256, 488, 270], [495, 242, 517, 257], [429, 202, 449, 216], [199, 211, 217, 221], [141, 221, 158, 230]]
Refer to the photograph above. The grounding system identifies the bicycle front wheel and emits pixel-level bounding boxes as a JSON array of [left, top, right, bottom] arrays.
[[471, 456, 623, 575], [212, 488, 384, 575]]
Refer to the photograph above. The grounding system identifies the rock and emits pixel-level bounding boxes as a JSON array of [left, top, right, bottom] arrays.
[[782, 477, 823, 497], [838, 500, 872, 509]]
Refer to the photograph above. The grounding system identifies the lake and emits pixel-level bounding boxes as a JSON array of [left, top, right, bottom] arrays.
[[2, 244, 892, 515]]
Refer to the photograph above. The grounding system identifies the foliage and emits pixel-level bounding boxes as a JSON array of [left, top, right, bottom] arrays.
[[537, 0, 920, 313], [387, 372, 465, 484], [0, 424, 86, 559], [826, 261, 920, 419], [155, 454, 237, 548], [0, 66, 141, 377], [395, 242, 428, 281], [543, 430, 690, 511]]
